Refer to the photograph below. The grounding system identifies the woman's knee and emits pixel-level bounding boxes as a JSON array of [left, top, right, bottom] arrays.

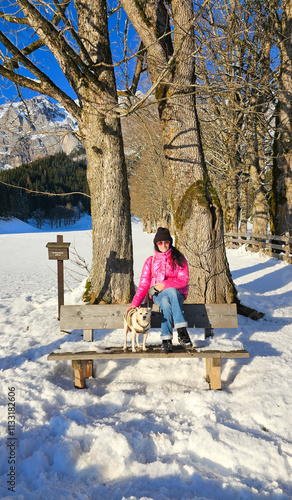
[[160, 295, 171, 309], [165, 287, 179, 299]]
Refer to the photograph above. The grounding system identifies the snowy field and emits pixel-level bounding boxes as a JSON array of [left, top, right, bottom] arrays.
[[0, 217, 292, 500]]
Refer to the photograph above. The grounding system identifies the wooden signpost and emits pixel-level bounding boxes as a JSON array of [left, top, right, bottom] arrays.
[[46, 235, 70, 319]]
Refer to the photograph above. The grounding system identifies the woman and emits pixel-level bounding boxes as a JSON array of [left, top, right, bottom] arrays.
[[129, 227, 192, 352]]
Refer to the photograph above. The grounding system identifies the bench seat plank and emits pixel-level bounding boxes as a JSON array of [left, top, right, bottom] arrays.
[[48, 347, 249, 390], [48, 347, 249, 361]]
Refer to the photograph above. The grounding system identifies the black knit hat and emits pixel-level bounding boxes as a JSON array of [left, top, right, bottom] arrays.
[[154, 227, 173, 246]]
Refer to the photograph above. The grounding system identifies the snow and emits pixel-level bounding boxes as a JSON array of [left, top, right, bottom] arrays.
[[0, 96, 78, 134], [0, 163, 14, 172], [0, 217, 292, 499], [0, 218, 41, 234]]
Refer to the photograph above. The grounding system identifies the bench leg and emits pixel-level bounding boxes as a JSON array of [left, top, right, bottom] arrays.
[[72, 360, 86, 389], [206, 357, 222, 390], [84, 329, 93, 341], [204, 327, 214, 339], [85, 360, 93, 378]]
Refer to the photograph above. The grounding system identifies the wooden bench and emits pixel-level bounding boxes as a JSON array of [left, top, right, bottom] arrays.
[[47, 303, 249, 390]]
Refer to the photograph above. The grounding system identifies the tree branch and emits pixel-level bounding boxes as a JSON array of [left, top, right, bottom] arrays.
[[22, 0, 72, 57], [130, 41, 146, 95], [0, 10, 28, 24], [52, 0, 93, 67], [15, 0, 99, 89], [119, 0, 211, 115], [0, 63, 80, 119]]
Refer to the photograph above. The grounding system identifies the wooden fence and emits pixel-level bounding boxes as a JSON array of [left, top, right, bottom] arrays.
[[224, 231, 292, 264]]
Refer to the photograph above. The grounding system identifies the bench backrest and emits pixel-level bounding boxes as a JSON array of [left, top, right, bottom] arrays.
[[60, 303, 238, 330], [152, 303, 237, 328]]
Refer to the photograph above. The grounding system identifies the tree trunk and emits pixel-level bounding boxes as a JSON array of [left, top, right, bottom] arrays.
[[239, 167, 249, 234], [121, 0, 236, 303], [76, 0, 134, 303], [160, 62, 234, 303], [225, 159, 240, 233], [79, 104, 134, 303], [250, 165, 269, 235]]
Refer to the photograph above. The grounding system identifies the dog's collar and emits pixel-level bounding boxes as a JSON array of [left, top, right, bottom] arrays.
[[135, 320, 150, 332]]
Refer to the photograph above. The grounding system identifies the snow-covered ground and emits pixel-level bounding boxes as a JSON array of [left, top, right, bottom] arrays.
[[0, 217, 292, 500]]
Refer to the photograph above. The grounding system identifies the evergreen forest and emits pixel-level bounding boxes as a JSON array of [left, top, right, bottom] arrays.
[[0, 153, 90, 228]]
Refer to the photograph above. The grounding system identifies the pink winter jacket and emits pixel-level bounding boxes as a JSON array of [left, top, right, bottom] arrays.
[[131, 248, 189, 307]]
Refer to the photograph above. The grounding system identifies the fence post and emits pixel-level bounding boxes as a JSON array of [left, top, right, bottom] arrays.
[[285, 232, 291, 264], [267, 235, 273, 256]]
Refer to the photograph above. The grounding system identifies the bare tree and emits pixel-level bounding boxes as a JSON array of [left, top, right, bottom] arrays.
[[0, 0, 134, 303], [195, 0, 276, 235], [270, 0, 292, 235], [121, 99, 172, 230]]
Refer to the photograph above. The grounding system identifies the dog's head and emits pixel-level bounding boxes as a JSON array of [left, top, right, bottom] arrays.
[[136, 306, 151, 327]]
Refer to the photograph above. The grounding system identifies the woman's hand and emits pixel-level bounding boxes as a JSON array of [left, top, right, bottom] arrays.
[[126, 305, 136, 312], [154, 282, 165, 292]]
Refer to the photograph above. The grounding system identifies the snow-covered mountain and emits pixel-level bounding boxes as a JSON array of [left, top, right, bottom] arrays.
[[0, 92, 153, 172], [0, 96, 83, 170]]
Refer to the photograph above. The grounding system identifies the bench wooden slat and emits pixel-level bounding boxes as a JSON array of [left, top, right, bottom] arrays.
[[60, 303, 238, 330], [48, 347, 249, 361], [60, 304, 127, 330], [152, 303, 238, 328]]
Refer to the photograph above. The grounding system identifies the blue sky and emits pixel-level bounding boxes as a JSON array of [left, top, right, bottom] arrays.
[[0, 1, 141, 105]]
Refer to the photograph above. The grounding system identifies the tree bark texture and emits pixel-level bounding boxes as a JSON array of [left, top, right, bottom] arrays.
[[121, 0, 236, 303], [250, 122, 269, 235], [76, 0, 134, 303], [225, 143, 240, 233], [250, 165, 269, 235], [239, 168, 249, 233]]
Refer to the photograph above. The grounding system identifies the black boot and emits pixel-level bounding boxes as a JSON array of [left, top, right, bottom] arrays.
[[161, 339, 173, 353], [177, 327, 193, 348]]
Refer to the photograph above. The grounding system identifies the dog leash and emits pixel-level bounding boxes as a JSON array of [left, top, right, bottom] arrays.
[[146, 255, 155, 307]]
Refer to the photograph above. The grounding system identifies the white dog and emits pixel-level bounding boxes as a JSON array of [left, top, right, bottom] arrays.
[[123, 306, 151, 352]]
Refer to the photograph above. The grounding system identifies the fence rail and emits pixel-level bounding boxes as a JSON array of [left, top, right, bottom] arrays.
[[224, 231, 292, 264]]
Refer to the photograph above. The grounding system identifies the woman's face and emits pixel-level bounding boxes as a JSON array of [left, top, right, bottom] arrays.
[[157, 241, 170, 253]]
